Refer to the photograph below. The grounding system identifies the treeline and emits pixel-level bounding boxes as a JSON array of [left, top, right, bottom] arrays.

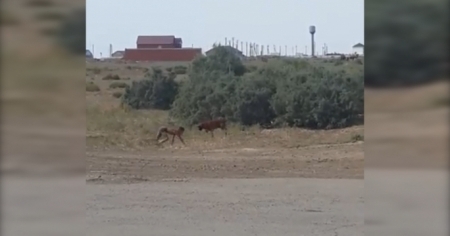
[[122, 47, 363, 129]]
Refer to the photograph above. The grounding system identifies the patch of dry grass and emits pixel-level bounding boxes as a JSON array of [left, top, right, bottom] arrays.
[[86, 105, 364, 151], [86, 82, 100, 92]]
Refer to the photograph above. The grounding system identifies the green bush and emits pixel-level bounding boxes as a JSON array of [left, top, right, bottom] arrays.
[[102, 74, 120, 80], [122, 68, 179, 110], [173, 65, 187, 75], [109, 82, 129, 89], [169, 47, 364, 129], [86, 82, 100, 92], [351, 134, 364, 142]]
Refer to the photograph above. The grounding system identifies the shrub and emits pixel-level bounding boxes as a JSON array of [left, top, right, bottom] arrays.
[[191, 46, 246, 76], [170, 49, 364, 129], [102, 74, 120, 80], [165, 67, 173, 72], [173, 65, 187, 75], [109, 82, 129, 89], [112, 92, 123, 98], [334, 61, 343, 66], [351, 134, 364, 142], [122, 68, 179, 110], [86, 82, 100, 92]]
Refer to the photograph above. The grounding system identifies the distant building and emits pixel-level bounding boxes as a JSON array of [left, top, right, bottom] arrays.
[[111, 50, 124, 59], [123, 35, 201, 62], [205, 45, 245, 60], [136, 35, 182, 49], [123, 48, 202, 62], [352, 43, 364, 55], [86, 49, 93, 58]]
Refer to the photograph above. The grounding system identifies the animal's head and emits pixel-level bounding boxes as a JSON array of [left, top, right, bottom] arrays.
[[179, 126, 185, 133], [197, 124, 203, 131]]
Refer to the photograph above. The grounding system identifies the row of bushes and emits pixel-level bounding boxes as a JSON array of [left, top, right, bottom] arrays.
[[121, 47, 363, 129]]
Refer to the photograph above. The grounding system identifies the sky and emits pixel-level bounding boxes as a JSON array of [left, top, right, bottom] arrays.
[[86, 0, 364, 58]]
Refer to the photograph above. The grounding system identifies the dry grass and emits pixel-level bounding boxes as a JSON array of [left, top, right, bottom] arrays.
[[86, 105, 364, 151], [86, 82, 100, 92]]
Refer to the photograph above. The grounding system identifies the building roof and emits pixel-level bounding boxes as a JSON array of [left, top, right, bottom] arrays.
[[352, 43, 364, 48], [86, 49, 93, 58], [111, 50, 124, 57], [137, 35, 175, 45]]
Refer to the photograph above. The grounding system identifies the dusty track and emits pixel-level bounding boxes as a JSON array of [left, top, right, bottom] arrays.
[[87, 142, 364, 183]]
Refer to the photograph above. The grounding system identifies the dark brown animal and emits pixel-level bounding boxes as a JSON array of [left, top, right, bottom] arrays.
[[156, 126, 186, 145], [197, 118, 227, 138]]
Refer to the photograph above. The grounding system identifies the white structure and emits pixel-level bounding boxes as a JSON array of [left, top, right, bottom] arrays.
[[110, 50, 124, 59], [352, 43, 364, 56]]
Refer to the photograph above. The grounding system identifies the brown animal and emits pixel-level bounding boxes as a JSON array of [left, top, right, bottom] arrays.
[[156, 126, 186, 145], [197, 117, 227, 138]]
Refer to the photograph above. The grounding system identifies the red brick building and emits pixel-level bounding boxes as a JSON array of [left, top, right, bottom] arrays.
[[123, 35, 202, 61], [123, 48, 202, 61]]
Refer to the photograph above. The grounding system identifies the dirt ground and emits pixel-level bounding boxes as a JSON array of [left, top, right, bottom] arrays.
[[87, 178, 364, 236], [85, 131, 363, 235], [87, 142, 363, 184]]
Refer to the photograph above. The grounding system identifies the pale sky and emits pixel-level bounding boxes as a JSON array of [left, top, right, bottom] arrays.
[[86, 0, 364, 58]]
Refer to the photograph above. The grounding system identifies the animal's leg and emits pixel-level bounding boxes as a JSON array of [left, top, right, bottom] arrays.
[[211, 130, 214, 138], [221, 126, 227, 136], [178, 136, 186, 146], [158, 133, 169, 144], [171, 134, 175, 145]]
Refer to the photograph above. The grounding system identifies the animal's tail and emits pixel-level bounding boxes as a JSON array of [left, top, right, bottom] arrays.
[[156, 127, 167, 140]]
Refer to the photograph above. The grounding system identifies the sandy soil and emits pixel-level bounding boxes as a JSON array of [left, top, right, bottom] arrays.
[[87, 142, 364, 183], [87, 178, 363, 236], [85, 142, 363, 236]]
